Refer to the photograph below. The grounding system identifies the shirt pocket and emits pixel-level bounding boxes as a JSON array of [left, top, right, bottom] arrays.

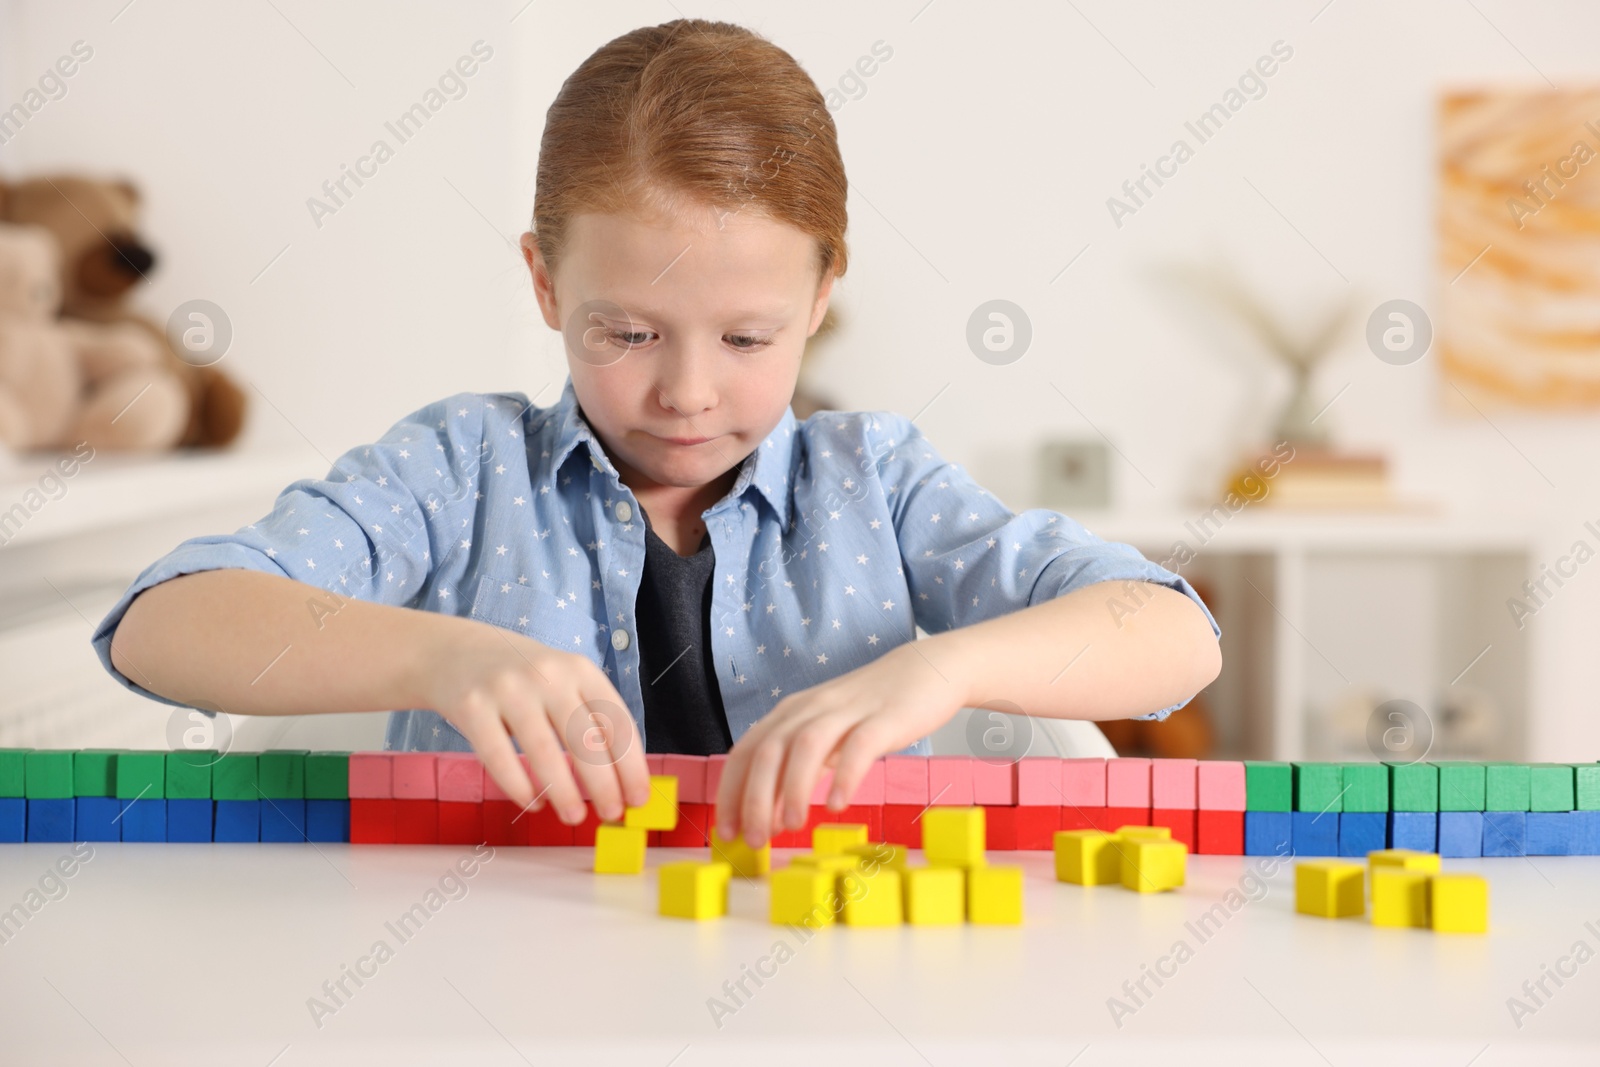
[[467, 575, 601, 665]]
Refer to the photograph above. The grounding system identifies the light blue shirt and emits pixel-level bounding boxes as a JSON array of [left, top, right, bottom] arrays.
[[91, 380, 1219, 755]]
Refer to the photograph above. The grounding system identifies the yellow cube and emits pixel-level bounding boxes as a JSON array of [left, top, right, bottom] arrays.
[[903, 865, 964, 925], [1114, 824, 1172, 842], [624, 775, 679, 831], [1294, 860, 1365, 918], [1430, 873, 1489, 934], [840, 865, 904, 926], [771, 865, 840, 927], [594, 823, 647, 874], [847, 842, 908, 872], [922, 806, 986, 868], [813, 822, 869, 855], [789, 852, 861, 875], [710, 827, 771, 878], [1119, 838, 1186, 893], [967, 864, 1024, 924], [658, 860, 731, 920], [1054, 829, 1122, 886], [1371, 868, 1431, 928], [1368, 849, 1441, 876]]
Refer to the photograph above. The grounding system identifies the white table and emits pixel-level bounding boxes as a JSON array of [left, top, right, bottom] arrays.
[[1, 845, 1596, 1065]]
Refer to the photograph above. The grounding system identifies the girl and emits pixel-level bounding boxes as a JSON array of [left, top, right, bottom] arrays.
[[95, 19, 1220, 849]]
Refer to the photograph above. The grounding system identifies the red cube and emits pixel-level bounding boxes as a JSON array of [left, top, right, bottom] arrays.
[[1196, 810, 1245, 855], [1103, 806, 1152, 833], [480, 800, 519, 846], [881, 803, 923, 847], [1060, 805, 1106, 832], [658, 802, 710, 847], [350, 798, 395, 843], [1016, 806, 1058, 849], [1150, 808, 1197, 852], [437, 801, 484, 845], [394, 799, 439, 844], [984, 806, 1018, 850]]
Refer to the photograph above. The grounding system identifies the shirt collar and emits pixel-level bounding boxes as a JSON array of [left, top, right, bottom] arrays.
[[540, 379, 796, 524]]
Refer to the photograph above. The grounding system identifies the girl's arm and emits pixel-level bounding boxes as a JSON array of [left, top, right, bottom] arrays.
[[110, 568, 649, 823]]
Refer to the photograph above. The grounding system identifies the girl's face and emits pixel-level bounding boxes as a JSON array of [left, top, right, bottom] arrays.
[[522, 205, 833, 495]]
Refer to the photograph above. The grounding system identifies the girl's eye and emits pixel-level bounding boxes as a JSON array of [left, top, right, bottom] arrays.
[[727, 334, 775, 351]]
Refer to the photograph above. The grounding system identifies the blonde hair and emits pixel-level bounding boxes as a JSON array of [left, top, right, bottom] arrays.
[[532, 19, 848, 285]]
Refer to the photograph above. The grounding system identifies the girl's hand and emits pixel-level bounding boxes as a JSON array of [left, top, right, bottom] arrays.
[[417, 617, 651, 824], [713, 640, 966, 848]]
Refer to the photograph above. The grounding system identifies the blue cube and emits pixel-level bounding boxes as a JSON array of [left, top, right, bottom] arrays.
[[75, 796, 122, 842], [120, 799, 166, 842], [305, 800, 350, 843], [1482, 811, 1528, 857], [1291, 811, 1339, 856], [0, 797, 26, 842], [1338, 812, 1387, 857], [261, 799, 307, 843], [166, 799, 213, 843], [214, 800, 260, 842], [1388, 811, 1437, 852], [1244, 811, 1293, 856], [1439, 812, 1484, 857], [26, 798, 74, 842], [1526, 811, 1572, 856], [1572, 811, 1600, 856]]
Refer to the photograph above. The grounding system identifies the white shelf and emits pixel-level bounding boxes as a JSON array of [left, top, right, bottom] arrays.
[[1069, 504, 1538, 553], [0, 449, 315, 549]]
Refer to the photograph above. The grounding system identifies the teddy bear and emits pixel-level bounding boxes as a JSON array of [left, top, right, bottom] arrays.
[[0, 175, 247, 449], [0, 221, 192, 455]]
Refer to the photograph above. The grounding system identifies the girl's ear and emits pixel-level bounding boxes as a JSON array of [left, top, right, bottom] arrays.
[[520, 231, 561, 331], [807, 270, 836, 337]]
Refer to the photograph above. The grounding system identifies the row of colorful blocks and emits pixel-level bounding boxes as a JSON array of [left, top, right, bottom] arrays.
[[5, 749, 1596, 813]]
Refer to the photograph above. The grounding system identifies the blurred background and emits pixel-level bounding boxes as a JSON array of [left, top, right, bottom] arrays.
[[1, 0, 1596, 765]]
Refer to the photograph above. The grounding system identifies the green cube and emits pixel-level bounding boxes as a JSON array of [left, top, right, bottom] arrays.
[[115, 751, 166, 800], [1436, 762, 1486, 811], [166, 751, 215, 800], [1292, 763, 1343, 812], [72, 749, 118, 797], [0, 748, 28, 797], [1341, 764, 1389, 812], [305, 752, 350, 800], [212, 753, 259, 800], [1529, 764, 1575, 812], [1576, 764, 1600, 811], [1244, 761, 1292, 811], [257, 750, 307, 799], [1485, 763, 1531, 811], [1386, 762, 1438, 812], [24, 751, 73, 799]]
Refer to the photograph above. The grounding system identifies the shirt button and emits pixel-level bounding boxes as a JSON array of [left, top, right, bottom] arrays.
[[611, 629, 630, 651], [615, 501, 633, 522]]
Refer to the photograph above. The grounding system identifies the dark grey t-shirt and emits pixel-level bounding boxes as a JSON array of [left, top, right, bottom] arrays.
[[636, 516, 733, 755]]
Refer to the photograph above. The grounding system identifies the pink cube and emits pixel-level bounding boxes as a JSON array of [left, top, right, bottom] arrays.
[[391, 753, 437, 799], [854, 760, 886, 805], [1197, 761, 1247, 811], [971, 759, 1016, 805], [1106, 757, 1152, 808], [883, 755, 928, 804], [481, 755, 532, 803], [646, 754, 667, 775], [435, 753, 484, 803], [1151, 758, 1198, 809], [1015, 757, 1062, 806], [928, 757, 975, 806], [662, 755, 708, 804], [1061, 758, 1107, 807], [705, 754, 728, 801], [347, 753, 392, 799]]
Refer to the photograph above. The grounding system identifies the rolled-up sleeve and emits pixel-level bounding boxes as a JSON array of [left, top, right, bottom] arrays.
[[874, 413, 1219, 721], [90, 394, 485, 705]]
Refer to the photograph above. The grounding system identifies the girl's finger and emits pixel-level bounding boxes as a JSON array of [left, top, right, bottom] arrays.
[[451, 690, 534, 808]]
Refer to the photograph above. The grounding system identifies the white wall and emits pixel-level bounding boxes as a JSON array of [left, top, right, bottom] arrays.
[[4, 0, 1599, 758]]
